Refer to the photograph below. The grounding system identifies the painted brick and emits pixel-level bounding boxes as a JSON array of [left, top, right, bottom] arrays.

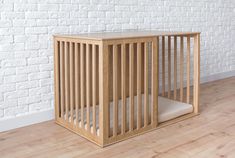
[[14, 35, 38, 43], [4, 74, 28, 84], [1, 59, 27, 68], [16, 80, 39, 90], [28, 86, 50, 96], [0, 0, 234, 120], [13, 20, 37, 27], [59, 4, 79, 11], [4, 90, 28, 100], [25, 12, 48, 19], [1, 68, 16, 76], [40, 64, 53, 71], [27, 57, 49, 65], [0, 20, 12, 27], [4, 106, 28, 117], [1, 12, 25, 19], [14, 4, 37, 11], [0, 109, 3, 118], [25, 27, 48, 34], [18, 95, 41, 105], [28, 71, 50, 80], [0, 35, 14, 44], [38, 4, 59, 11], [39, 78, 53, 87], [0, 83, 16, 93], [16, 65, 39, 74], [0, 98, 18, 109], [0, 52, 14, 60], [0, 4, 13, 11], [15, 50, 38, 58], [36, 19, 58, 26], [29, 101, 51, 112]]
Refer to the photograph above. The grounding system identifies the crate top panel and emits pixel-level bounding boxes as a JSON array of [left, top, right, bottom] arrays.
[[54, 30, 200, 41]]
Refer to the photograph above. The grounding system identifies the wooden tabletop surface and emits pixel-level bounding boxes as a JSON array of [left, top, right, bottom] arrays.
[[54, 30, 200, 40]]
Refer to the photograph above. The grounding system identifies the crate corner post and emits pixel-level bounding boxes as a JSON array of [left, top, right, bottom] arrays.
[[98, 40, 109, 147], [193, 33, 200, 114], [54, 37, 60, 122]]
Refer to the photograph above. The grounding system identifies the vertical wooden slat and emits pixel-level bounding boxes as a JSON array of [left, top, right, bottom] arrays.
[[162, 36, 165, 96], [75, 43, 79, 127], [80, 43, 85, 128], [174, 36, 177, 100], [137, 42, 142, 130], [193, 34, 200, 114], [121, 44, 126, 134], [86, 44, 91, 132], [157, 40, 160, 97], [129, 43, 134, 131], [152, 37, 158, 127], [54, 39, 60, 120], [92, 44, 97, 135], [64, 42, 70, 122], [107, 46, 110, 137], [168, 36, 171, 98], [69, 42, 74, 124], [59, 41, 65, 120], [55, 41, 60, 118], [144, 42, 149, 127], [180, 36, 184, 102], [187, 36, 191, 103], [113, 45, 118, 136]]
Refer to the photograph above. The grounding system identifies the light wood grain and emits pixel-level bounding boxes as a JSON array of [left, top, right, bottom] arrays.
[[69, 42, 75, 124], [113, 44, 118, 137], [193, 34, 200, 114], [180, 36, 184, 102], [129, 43, 134, 132], [174, 36, 177, 100], [86, 44, 91, 132], [92, 44, 97, 135], [162, 36, 165, 96], [99, 41, 109, 145], [74, 43, 80, 127], [144, 42, 149, 127], [80, 43, 85, 128], [187, 36, 191, 103], [64, 42, 70, 122], [54, 30, 200, 40], [151, 37, 158, 127], [168, 36, 171, 99], [121, 44, 126, 134], [54, 40, 59, 120], [137, 42, 142, 130], [59, 41, 65, 119]]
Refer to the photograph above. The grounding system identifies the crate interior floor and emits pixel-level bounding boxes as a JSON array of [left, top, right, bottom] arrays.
[[64, 95, 193, 135], [1, 77, 235, 158]]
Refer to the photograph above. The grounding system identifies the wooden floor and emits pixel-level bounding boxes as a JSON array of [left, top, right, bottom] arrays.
[[1, 77, 235, 158]]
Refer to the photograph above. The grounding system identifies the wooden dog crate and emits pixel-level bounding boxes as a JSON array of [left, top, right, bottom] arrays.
[[53, 31, 200, 147]]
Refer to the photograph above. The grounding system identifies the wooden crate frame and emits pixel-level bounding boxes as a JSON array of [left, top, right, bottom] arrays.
[[53, 32, 200, 147]]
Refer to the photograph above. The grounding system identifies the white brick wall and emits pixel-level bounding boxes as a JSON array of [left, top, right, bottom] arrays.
[[0, 0, 235, 121]]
